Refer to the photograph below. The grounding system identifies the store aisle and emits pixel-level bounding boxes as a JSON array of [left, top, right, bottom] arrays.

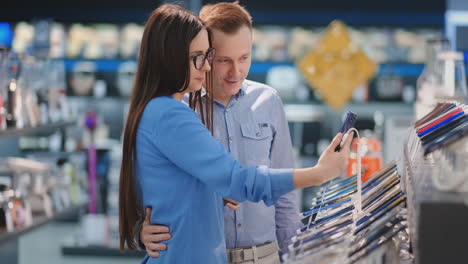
[[18, 221, 141, 264]]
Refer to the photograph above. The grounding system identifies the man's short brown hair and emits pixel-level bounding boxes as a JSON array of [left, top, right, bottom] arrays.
[[199, 1, 252, 34]]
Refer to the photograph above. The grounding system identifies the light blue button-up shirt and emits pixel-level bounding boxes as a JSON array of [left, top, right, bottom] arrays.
[[136, 95, 294, 263], [206, 80, 303, 251]]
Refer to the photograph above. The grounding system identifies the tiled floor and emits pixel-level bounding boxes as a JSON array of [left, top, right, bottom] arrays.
[[18, 221, 141, 264]]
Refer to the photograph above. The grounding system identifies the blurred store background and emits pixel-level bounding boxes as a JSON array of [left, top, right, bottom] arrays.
[[0, 0, 467, 263]]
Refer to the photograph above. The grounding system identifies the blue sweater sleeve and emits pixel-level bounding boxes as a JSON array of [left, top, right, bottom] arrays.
[[153, 102, 294, 206]]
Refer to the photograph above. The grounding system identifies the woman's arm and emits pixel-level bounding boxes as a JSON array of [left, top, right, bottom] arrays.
[[294, 133, 353, 188], [152, 103, 352, 205]]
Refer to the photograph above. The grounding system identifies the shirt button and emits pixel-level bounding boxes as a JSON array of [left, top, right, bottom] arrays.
[[229, 136, 234, 141], [237, 224, 242, 228], [256, 132, 261, 137], [226, 109, 230, 112]]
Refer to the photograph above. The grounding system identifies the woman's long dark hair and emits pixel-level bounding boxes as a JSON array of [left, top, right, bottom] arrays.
[[119, 4, 213, 251]]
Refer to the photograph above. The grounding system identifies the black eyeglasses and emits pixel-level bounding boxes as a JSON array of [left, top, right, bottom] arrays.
[[192, 48, 215, 70]]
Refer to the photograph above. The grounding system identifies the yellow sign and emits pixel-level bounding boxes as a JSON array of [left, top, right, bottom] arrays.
[[297, 21, 377, 110]]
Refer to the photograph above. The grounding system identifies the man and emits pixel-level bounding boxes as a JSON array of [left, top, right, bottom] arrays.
[[138, 2, 303, 263]]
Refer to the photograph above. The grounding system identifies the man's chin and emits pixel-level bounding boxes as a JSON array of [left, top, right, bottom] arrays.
[[224, 81, 242, 90], [224, 86, 241, 96]]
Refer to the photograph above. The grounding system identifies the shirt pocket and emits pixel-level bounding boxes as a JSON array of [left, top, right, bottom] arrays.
[[240, 122, 273, 165], [240, 122, 272, 140]]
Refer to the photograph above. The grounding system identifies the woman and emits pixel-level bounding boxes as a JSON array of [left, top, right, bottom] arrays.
[[119, 4, 352, 263]]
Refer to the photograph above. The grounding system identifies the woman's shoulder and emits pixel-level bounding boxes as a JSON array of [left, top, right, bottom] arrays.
[[139, 96, 193, 133], [146, 96, 190, 114], [142, 96, 195, 124], [140, 96, 200, 136]]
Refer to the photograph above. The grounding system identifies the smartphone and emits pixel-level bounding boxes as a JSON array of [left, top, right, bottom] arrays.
[[292, 219, 353, 249], [335, 111, 357, 152], [291, 229, 349, 258], [421, 115, 467, 145], [313, 165, 397, 207], [318, 176, 357, 195], [349, 220, 406, 258], [423, 120, 468, 155], [363, 167, 398, 194], [357, 195, 406, 228], [299, 205, 355, 233], [357, 190, 404, 225], [363, 162, 397, 190], [356, 214, 404, 242], [417, 106, 463, 132], [415, 103, 455, 128], [363, 177, 400, 209], [417, 108, 464, 135], [362, 187, 402, 215], [303, 198, 352, 217], [349, 225, 407, 264], [354, 205, 402, 235], [296, 215, 353, 244], [312, 194, 353, 207], [319, 185, 357, 204]]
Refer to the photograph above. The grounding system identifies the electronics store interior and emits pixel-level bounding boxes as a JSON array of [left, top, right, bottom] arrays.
[[0, 0, 467, 263]]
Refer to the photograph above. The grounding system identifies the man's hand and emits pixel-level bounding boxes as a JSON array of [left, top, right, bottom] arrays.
[[223, 198, 240, 210], [140, 208, 172, 258]]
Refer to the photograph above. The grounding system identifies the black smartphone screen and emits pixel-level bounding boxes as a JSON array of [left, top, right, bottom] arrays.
[[335, 111, 357, 152]]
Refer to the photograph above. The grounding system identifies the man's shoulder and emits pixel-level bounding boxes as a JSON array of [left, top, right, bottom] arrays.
[[243, 80, 281, 101]]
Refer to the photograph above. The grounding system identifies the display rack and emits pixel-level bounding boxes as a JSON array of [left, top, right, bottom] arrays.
[[0, 202, 86, 264], [58, 58, 468, 77], [403, 127, 468, 264], [0, 202, 86, 246], [0, 119, 82, 264], [0, 121, 75, 138]]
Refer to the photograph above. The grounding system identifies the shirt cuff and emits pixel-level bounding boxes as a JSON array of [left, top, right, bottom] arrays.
[[270, 168, 294, 194], [261, 167, 294, 205]]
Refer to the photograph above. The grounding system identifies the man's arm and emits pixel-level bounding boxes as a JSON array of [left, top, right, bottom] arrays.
[[269, 94, 304, 252]]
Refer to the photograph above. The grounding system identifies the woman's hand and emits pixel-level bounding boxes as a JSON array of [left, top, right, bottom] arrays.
[[293, 132, 354, 188], [315, 132, 354, 185], [140, 208, 172, 258]]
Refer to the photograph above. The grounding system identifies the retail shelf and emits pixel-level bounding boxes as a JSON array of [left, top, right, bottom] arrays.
[[0, 8, 151, 23], [284, 104, 325, 122], [249, 61, 296, 74], [0, 8, 444, 26], [59, 58, 468, 77], [250, 62, 468, 77], [250, 11, 444, 26], [0, 121, 75, 138], [285, 102, 413, 121], [60, 58, 134, 72], [344, 102, 414, 117], [0, 202, 87, 246], [251, 62, 432, 77]]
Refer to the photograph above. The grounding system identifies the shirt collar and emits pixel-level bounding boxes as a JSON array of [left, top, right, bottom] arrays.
[[200, 87, 207, 97], [201, 81, 247, 99]]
